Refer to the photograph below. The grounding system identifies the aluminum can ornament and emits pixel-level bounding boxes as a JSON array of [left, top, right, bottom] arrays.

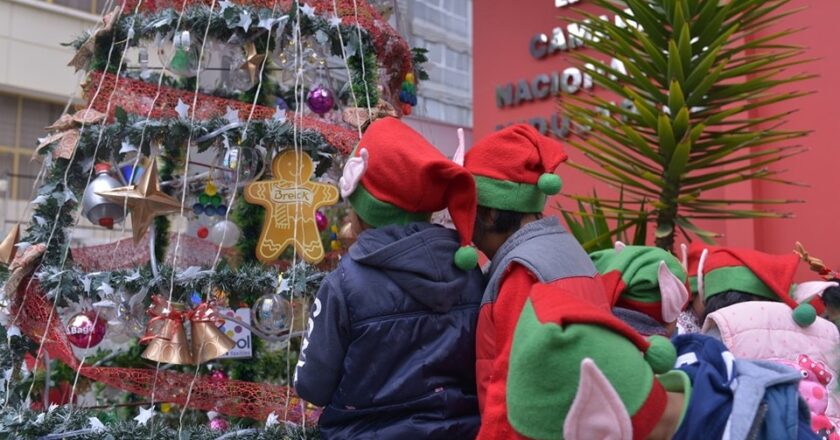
[[82, 163, 126, 229]]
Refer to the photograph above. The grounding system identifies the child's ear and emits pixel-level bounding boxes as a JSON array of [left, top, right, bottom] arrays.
[[564, 359, 633, 440]]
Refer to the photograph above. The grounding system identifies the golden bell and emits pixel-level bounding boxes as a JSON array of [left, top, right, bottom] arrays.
[[141, 318, 194, 365], [190, 320, 235, 364]]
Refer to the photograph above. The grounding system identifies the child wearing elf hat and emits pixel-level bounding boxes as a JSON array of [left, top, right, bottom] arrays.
[[463, 123, 610, 439], [697, 245, 840, 430], [590, 242, 690, 337], [506, 283, 820, 440], [294, 118, 483, 439]]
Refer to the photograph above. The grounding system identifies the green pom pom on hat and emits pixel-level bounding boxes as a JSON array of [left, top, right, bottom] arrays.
[[537, 173, 562, 195], [645, 335, 677, 374], [454, 246, 478, 271], [793, 303, 817, 327]]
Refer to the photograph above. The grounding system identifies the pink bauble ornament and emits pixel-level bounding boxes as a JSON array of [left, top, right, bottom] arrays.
[[209, 417, 229, 431], [307, 85, 334, 116], [66, 311, 106, 348], [316, 210, 329, 232], [210, 369, 228, 382]]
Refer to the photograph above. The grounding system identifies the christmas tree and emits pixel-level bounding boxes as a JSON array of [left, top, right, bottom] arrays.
[[0, 0, 426, 437]]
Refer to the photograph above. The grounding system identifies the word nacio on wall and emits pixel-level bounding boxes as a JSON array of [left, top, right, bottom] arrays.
[[493, 2, 640, 138]]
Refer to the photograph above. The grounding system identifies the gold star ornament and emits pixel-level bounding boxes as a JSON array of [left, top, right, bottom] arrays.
[[96, 158, 183, 244], [239, 42, 267, 84]]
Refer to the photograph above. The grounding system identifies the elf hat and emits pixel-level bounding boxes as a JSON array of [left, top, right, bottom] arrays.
[[464, 124, 567, 213], [591, 242, 690, 324], [339, 117, 479, 270], [507, 283, 688, 440], [697, 246, 838, 327]]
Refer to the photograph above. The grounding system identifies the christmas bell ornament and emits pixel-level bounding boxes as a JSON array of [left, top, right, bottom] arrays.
[[65, 311, 107, 349], [189, 303, 235, 364], [83, 163, 126, 229], [307, 85, 335, 116], [140, 297, 194, 365], [251, 294, 292, 334]]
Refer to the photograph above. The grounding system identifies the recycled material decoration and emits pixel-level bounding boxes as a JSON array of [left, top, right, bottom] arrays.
[[244, 150, 339, 264]]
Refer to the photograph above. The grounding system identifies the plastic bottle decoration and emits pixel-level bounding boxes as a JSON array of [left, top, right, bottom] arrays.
[[398, 72, 418, 115], [307, 85, 335, 116], [167, 31, 200, 77], [82, 163, 126, 229], [65, 311, 107, 349], [329, 224, 341, 251], [251, 294, 292, 334], [193, 181, 226, 219]]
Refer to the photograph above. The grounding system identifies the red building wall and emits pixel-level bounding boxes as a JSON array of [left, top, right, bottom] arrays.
[[473, 1, 840, 279]]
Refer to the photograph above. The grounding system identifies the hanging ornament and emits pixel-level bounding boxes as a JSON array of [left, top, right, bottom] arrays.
[[208, 412, 229, 432], [210, 369, 228, 383], [138, 47, 151, 80], [119, 163, 144, 184], [193, 179, 226, 218], [96, 156, 183, 243], [0, 224, 20, 266], [251, 294, 292, 334], [243, 150, 339, 264], [329, 224, 341, 251], [212, 146, 265, 186], [65, 311, 107, 349], [163, 31, 202, 78], [307, 85, 335, 116], [197, 226, 210, 239], [398, 72, 418, 116], [140, 296, 194, 365], [209, 220, 241, 248], [239, 41, 267, 85], [82, 163, 127, 229], [189, 303, 235, 364], [316, 210, 328, 232]]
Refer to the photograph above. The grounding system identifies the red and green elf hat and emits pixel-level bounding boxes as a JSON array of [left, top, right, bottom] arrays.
[[463, 124, 567, 213], [339, 117, 479, 270], [699, 246, 827, 326], [507, 283, 691, 440], [590, 243, 690, 324]]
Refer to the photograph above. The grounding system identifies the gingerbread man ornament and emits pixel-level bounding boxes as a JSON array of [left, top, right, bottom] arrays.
[[244, 150, 338, 264]]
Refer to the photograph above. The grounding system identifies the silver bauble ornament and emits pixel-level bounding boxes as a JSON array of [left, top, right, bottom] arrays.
[[83, 163, 126, 229], [251, 294, 292, 335]]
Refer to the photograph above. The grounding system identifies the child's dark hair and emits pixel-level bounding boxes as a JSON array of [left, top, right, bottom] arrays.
[[822, 278, 840, 310], [474, 206, 541, 235], [704, 291, 767, 320]]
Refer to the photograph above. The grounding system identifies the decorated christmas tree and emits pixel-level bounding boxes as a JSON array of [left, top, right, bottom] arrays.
[[0, 0, 426, 437]]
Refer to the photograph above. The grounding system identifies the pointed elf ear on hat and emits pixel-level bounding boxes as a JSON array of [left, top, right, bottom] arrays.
[[791, 281, 839, 327], [615, 241, 627, 254], [564, 358, 634, 440], [339, 148, 369, 199], [453, 128, 465, 166], [659, 261, 690, 323], [696, 248, 710, 300]]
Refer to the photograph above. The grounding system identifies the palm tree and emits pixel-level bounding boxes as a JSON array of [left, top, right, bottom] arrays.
[[562, 0, 812, 251]]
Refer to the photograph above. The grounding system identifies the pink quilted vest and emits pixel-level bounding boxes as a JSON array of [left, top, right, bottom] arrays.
[[703, 301, 840, 427]]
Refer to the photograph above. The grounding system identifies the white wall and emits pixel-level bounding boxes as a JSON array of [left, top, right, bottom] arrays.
[[0, 0, 94, 101]]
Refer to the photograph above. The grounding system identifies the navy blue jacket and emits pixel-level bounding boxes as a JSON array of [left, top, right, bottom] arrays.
[[294, 223, 483, 439]]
